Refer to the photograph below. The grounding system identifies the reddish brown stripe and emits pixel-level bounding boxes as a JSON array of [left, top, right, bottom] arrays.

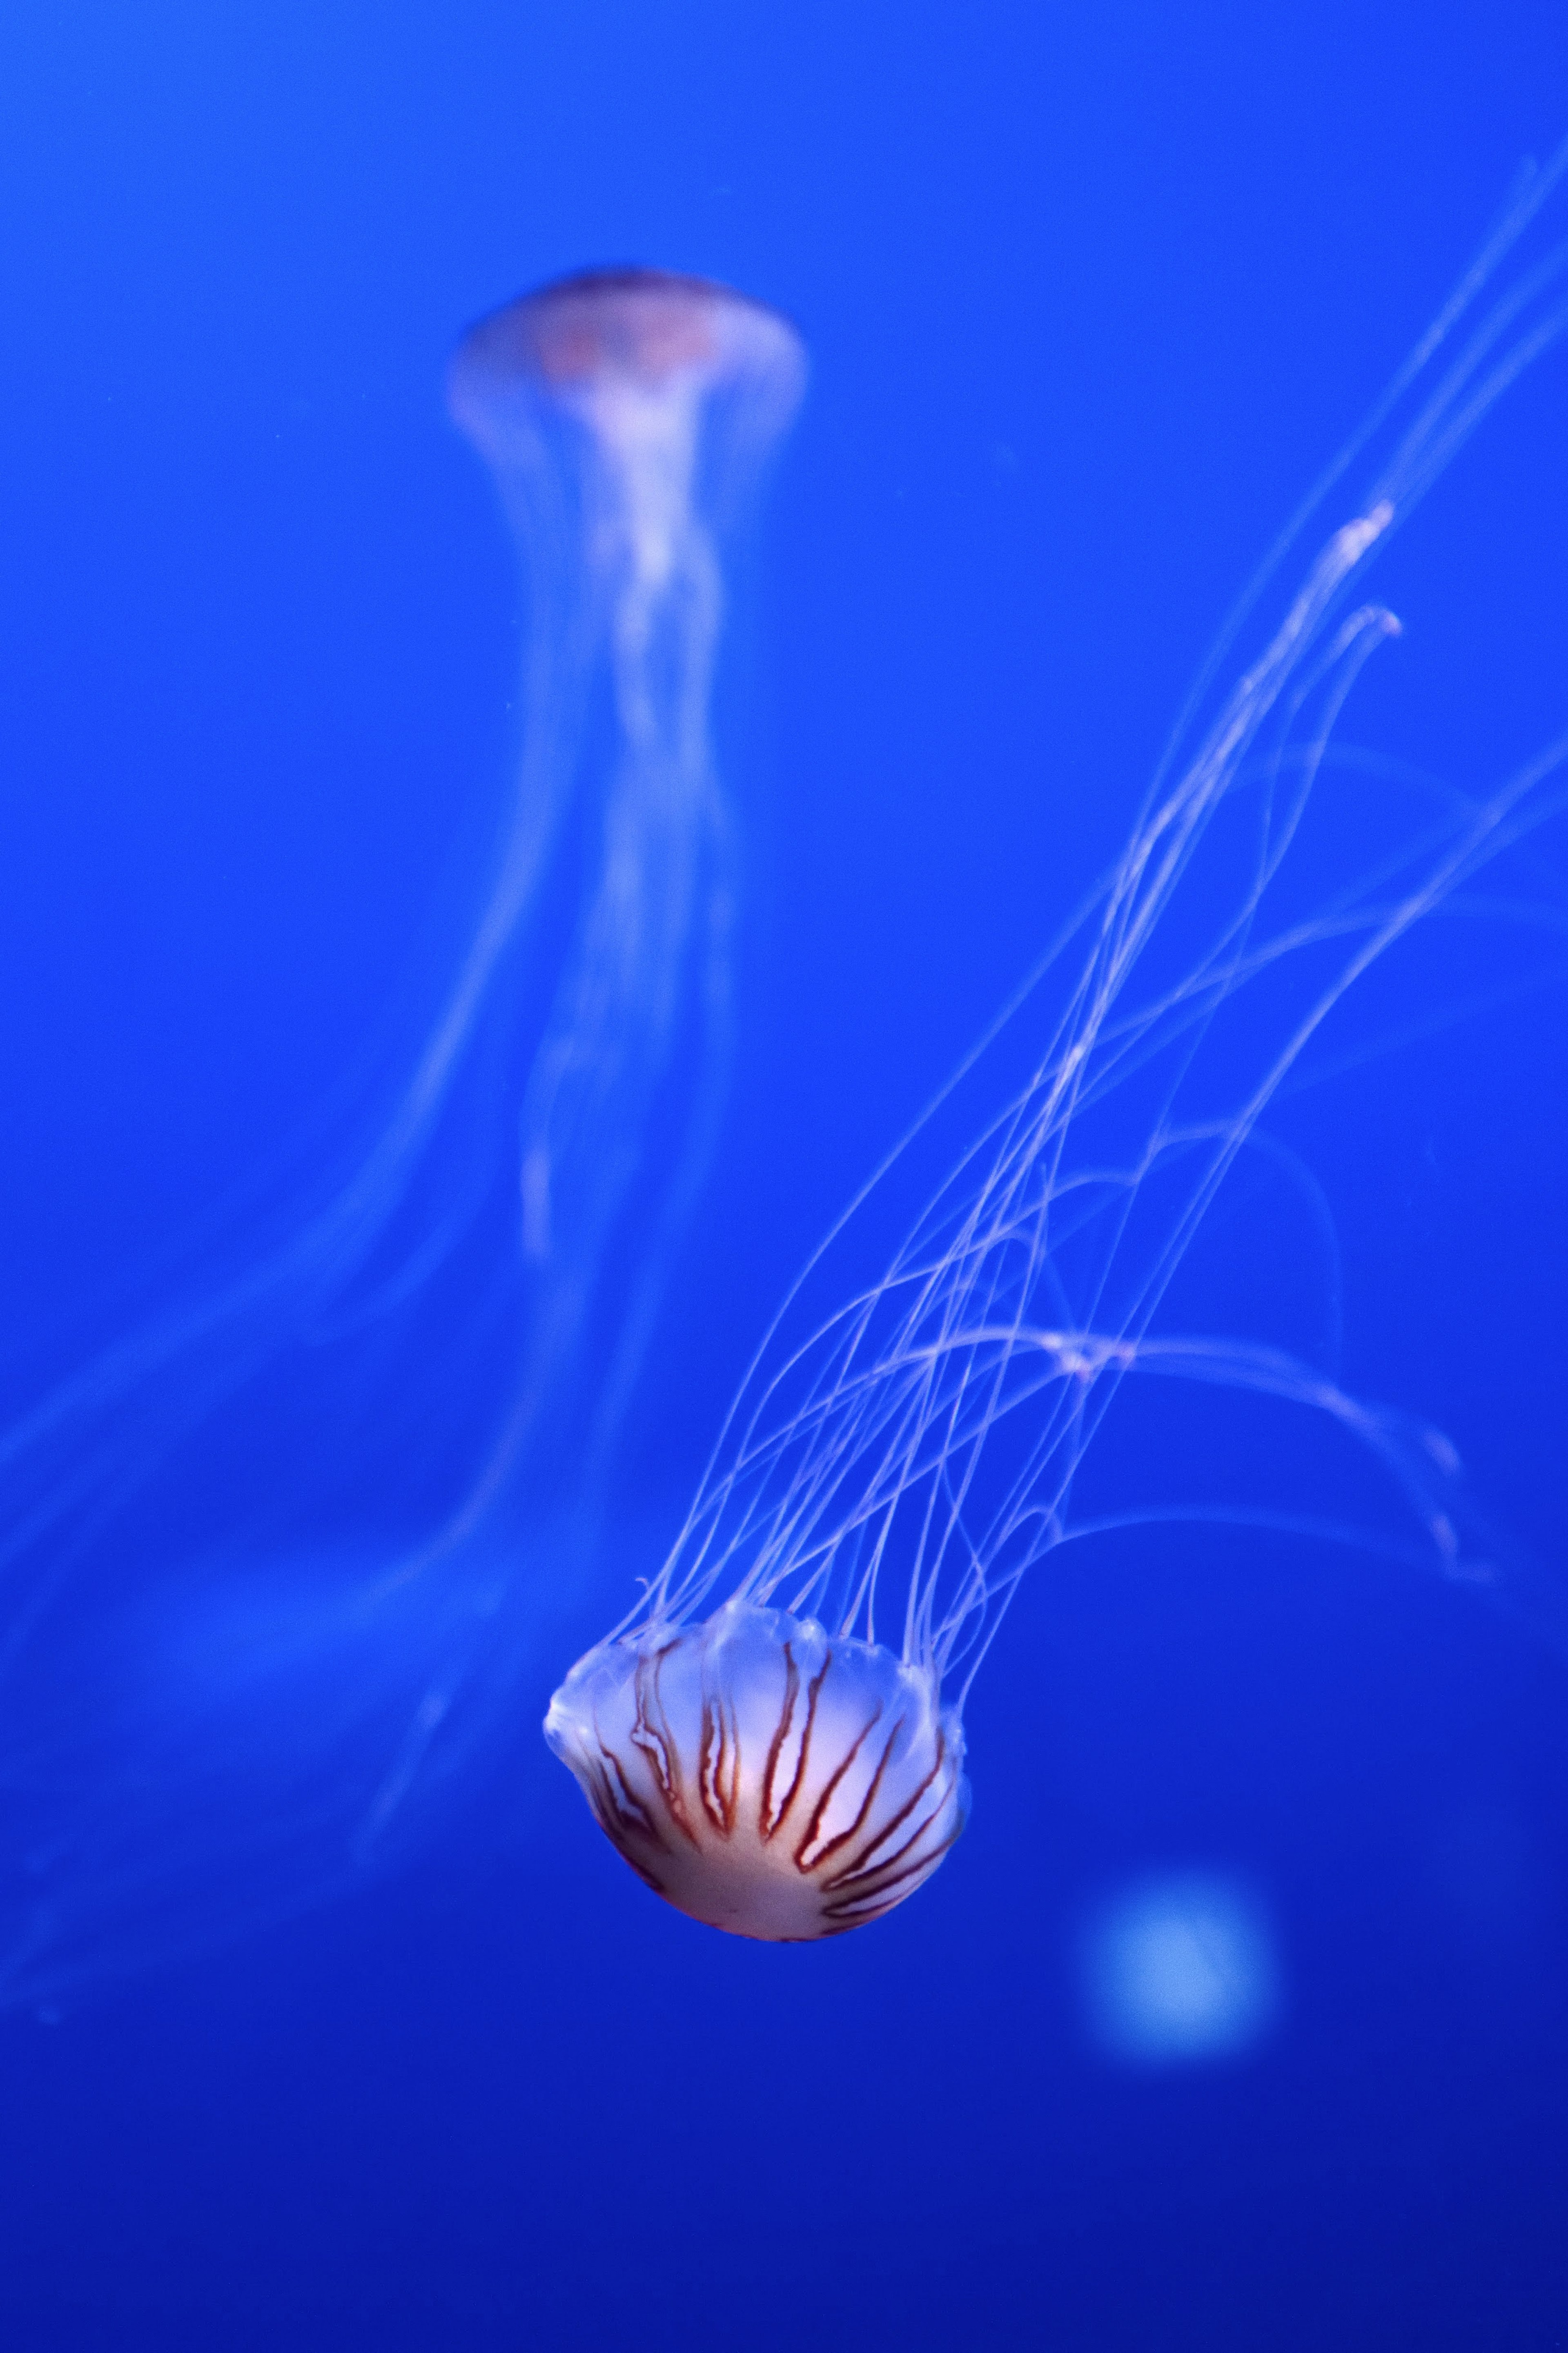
[[825, 1817, 966, 1916], [803, 1714, 904, 1876], [823, 1733, 951, 1888], [630, 1647, 700, 1847], [769, 1648, 830, 1840], [760, 1642, 802, 1839], [699, 1694, 739, 1833], [793, 1695, 884, 1872]]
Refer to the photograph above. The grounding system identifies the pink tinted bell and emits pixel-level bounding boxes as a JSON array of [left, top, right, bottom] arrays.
[[544, 1599, 967, 1940], [447, 267, 806, 473]]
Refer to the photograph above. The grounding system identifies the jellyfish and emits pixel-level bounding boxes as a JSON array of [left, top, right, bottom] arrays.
[[545, 152, 1568, 1939], [444, 271, 806, 1483], [0, 268, 804, 2008]]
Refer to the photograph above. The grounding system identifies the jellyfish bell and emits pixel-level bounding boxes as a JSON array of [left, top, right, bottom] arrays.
[[448, 269, 806, 590], [545, 1597, 967, 1939]]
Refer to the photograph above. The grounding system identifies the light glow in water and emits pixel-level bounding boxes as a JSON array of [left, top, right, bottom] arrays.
[[1079, 1873, 1282, 2066]]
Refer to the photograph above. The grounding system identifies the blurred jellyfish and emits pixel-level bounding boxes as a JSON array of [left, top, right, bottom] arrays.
[[1078, 1873, 1281, 2065], [546, 154, 1568, 1938], [445, 270, 805, 1476], [0, 268, 804, 2007]]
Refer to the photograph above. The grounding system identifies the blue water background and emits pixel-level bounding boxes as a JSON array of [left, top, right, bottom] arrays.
[[2, 4, 1567, 2344]]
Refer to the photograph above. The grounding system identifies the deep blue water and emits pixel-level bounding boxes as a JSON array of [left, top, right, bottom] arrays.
[[2, 4, 1568, 2346]]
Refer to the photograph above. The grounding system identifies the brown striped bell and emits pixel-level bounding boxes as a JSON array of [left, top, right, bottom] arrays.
[[544, 1598, 967, 1940]]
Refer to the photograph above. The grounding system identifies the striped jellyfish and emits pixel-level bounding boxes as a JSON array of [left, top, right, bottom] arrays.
[[546, 154, 1568, 1940], [0, 270, 804, 2008]]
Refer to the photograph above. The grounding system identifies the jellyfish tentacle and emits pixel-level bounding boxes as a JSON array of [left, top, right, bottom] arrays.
[[549, 163, 1568, 1937]]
